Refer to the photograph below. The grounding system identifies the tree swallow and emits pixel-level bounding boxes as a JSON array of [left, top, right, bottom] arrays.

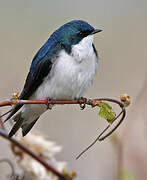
[[5, 20, 102, 137]]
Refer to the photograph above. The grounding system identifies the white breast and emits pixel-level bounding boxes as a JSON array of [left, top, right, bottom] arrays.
[[32, 35, 98, 100], [21, 35, 98, 123]]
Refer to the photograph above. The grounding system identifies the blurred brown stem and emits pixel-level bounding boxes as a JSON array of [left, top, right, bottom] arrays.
[[0, 113, 68, 180], [0, 128, 67, 180]]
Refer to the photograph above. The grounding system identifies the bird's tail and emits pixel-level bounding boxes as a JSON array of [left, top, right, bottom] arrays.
[[9, 112, 23, 137], [21, 117, 39, 136], [9, 113, 39, 137]]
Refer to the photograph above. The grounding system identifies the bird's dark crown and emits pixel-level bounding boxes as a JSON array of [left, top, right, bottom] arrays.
[[30, 20, 96, 69], [50, 20, 95, 52]]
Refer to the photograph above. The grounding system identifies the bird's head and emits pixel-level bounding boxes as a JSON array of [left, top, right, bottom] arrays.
[[51, 20, 102, 53]]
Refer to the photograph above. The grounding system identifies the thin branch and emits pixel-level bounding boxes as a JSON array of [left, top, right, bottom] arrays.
[[98, 108, 126, 141], [0, 129, 67, 180], [76, 125, 110, 160], [0, 95, 130, 159], [0, 98, 123, 107], [76, 108, 126, 159], [0, 98, 126, 139]]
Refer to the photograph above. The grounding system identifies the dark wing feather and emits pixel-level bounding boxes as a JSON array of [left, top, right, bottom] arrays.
[[92, 43, 98, 57], [20, 59, 53, 99], [5, 41, 62, 122]]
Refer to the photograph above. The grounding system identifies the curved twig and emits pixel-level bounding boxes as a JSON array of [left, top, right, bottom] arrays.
[[76, 108, 126, 159], [0, 96, 128, 160], [76, 125, 110, 160], [0, 129, 67, 180], [0, 98, 124, 107]]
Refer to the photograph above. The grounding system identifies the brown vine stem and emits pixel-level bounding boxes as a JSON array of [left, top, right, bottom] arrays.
[[0, 98, 126, 140], [0, 96, 129, 160], [0, 98, 123, 107], [0, 129, 67, 180], [76, 109, 126, 159], [0, 111, 67, 180]]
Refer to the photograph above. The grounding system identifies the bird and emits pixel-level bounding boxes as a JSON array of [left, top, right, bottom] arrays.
[[5, 20, 102, 137]]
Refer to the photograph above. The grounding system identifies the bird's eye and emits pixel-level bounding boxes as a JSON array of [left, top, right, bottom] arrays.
[[78, 32, 83, 36], [78, 30, 91, 37]]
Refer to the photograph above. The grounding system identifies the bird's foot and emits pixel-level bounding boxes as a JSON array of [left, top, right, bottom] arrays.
[[46, 98, 53, 110], [77, 97, 87, 110]]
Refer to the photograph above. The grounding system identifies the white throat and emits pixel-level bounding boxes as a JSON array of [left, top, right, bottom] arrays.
[[71, 35, 94, 63]]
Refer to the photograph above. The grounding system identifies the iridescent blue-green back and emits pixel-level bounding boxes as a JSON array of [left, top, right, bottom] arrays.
[[30, 20, 95, 69]]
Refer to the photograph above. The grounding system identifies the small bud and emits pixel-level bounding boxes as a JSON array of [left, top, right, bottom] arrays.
[[70, 171, 77, 179], [12, 92, 19, 99], [92, 100, 102, 107], [62, 168, 69, 176], [62, 168, 77, 179], [120, 94, 131, 106]]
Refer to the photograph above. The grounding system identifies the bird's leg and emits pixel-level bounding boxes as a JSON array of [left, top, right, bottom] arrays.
[[77, 97, 87, 110], [46, 98, 53, 110]]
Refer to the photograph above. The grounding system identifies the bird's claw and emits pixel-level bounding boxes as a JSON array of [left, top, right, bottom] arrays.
[[46, 98, 52, 110], [80, 103, 86, 110], [77, 97, 87, 110]]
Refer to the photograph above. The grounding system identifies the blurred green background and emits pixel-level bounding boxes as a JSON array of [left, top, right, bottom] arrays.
[[0, 0, 147, 179]]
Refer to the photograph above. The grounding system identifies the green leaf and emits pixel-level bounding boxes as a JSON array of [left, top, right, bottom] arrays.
[[98, 102, 115, 123]]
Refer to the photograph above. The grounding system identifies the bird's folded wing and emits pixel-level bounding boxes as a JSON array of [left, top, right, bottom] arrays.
[[5, 41, 62, 121]]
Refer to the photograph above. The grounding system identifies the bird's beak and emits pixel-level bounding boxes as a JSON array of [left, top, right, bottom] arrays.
[[91, 29, 102, 35]]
